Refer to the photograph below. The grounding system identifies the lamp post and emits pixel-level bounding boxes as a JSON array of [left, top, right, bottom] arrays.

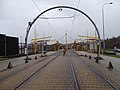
[[102, 2, 113, 51]]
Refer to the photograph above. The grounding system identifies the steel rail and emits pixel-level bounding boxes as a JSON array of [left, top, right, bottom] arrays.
[[68, 53, 80, 90], [72, 51, 119, 90], [14, 52, 62, 90], [0, 51, 60, 81]]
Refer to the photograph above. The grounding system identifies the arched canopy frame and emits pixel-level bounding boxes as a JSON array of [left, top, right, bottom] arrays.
[[25, 6, 101, 60]]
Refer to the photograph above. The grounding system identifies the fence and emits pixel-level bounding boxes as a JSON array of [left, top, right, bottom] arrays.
[[19, 43, 34, 55], [0, 34, 19, 56]]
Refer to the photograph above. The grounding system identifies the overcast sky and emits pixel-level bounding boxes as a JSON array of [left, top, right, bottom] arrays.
[[0, 0, 120, 44]]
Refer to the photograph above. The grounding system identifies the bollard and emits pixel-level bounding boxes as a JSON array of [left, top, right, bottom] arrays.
[[7, 62, 13, 69], [24, 57, 32, 63], [107, 61, 113, 70], [25, 59, 28, 63], [95, 58, 99, 63], [89, 55, 91, 59], [35, 56, 37, 60], [85, 54, 87, 57], [81, 54, 84, 56], [41, 54, 43, 57], [80, 54, 82, 56]]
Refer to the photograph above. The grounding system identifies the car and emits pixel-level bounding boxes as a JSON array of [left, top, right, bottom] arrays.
[[113, 49, 120, 53]]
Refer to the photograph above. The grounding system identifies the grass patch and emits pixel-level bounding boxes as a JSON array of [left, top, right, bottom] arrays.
[[101, 51, 120, 59], [108, 55, 120, 58], [104, 54, 120, 59], [103, 51, 116, 55], [0, 58, 9, 61]]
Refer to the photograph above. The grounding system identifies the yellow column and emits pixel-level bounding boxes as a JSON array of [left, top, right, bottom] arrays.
[[34, 43, 37, 53], [34, 29, 37, 54], [54, 44, 56, 51], [65, 32, 68, 50]]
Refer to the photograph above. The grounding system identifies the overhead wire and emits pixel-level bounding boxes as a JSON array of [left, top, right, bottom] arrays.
[[39, 16, 75, 19], [73, 0, 81, 22], [58, 35, 66, 41], [68, 34, 75, 40], [70, 0, 81, 42], [31, 0, 60, 38], [57, 33, 75, 45], [55, 34, 65, 44], [32, 0, 81, 44]]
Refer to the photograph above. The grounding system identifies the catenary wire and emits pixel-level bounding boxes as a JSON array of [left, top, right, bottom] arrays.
[[31, 0, 60, 37], [70, 0, 81, 41]]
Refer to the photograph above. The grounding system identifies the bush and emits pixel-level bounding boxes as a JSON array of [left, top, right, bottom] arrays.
[[103, 51, 116, 55]]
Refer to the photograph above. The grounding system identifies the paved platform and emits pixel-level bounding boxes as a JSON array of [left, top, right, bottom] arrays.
[[0, 52, 61, 90], [0, 51, 57, 71], [0, 50, 120, 90], [71, 52, 116, 90], [75, 51, 120, 72]]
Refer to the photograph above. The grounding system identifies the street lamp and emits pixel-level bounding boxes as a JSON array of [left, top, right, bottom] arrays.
[[102, 2, 113, 51]]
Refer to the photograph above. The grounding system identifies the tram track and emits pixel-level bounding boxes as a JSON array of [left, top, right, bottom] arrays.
[[0, 51, 60, 82], [72, 50, 119, 90], [1, 50, 119, 90], [0, 57, 46, 81], [0, 51, 62, 90], [16, 50, 80, 90], [67, 53, 80, 90], [74, 51, 120, 73], [14, 51, 62, 90]]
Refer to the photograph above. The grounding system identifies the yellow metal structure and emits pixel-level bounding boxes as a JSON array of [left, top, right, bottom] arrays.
[[32, 36, 52, 41], [78, 31, 98, 52], [78, 30, 98, 40], [56, 41, 60, 51], [31, 33, 52, 53], [65, 32, 68, 50], [37, 39, 60, 51], [34, 29, 37, 54], [48, 40, 60, 51], [77, 35, 98, 40], [47, 40, 57, 51], [74, 41, 78, 51]]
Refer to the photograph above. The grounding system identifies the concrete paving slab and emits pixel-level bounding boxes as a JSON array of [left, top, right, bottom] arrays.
[[76, 51, 120, 72], [0, 51, 57, 71]]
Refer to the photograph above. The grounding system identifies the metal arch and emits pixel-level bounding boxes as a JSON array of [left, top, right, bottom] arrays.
[[25, 6, 101, 60]]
